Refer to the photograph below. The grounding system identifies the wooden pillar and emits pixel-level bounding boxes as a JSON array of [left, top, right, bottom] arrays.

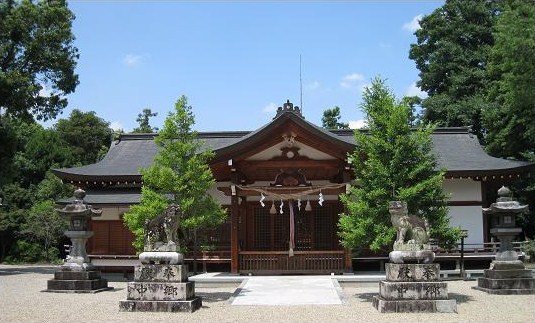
[[344, 249, 353, 273], [228, 158, 241, 274], [230, 191, 239, 273]]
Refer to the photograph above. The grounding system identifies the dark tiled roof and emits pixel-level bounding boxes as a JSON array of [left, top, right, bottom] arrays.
[[57, 189, 142, 205], [52, 115, 533, 182]]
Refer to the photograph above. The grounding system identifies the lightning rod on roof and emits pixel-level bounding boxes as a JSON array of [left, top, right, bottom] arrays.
[[299, 55, 303, 114]]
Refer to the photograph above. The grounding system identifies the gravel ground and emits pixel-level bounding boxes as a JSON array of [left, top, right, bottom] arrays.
[[1, 264, 534, 323]]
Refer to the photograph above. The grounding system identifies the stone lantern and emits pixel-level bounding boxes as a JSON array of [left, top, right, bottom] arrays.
[[484, 186, 526, 262], [44, 188, 111, 293], [474, 186, 535, 294], [58, 188, 102, 271]]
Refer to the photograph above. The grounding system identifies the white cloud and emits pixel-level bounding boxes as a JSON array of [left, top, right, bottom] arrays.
[[306, 81, 320, 91], [405, 82, 427, 98], [262, 102, 278, 114], [110, 121, 123, 131], [340, 73, 365, 89], [403, 14, 423, 33], [349, 119, 368, 129], [123, 54, 143, 67]]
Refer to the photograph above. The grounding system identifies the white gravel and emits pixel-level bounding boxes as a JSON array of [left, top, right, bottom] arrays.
[[1, 264, 534, 323]]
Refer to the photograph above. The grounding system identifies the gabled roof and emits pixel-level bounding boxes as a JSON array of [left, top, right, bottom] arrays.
[[52, 110, 533, 184]]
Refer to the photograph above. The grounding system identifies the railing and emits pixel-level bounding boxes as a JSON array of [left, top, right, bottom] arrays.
[[433, 241, 526, 254], [239, 250, 345, 274]]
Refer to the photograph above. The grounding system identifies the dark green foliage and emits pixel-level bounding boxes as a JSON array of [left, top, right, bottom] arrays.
[[132, 108, 159, 133], [483, 0, 535, 160], [338, 78, 461, 252], [54, 109, 113, 164], [0, 0, 79, 122], [19, 200, 68, 263], [124, 96, 227, 252], [409, 0, 501, 139], [321, 106, 349, 129]]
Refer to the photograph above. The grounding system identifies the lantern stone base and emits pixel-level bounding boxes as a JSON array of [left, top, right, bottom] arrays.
[[373, 263, 457, 313], [473, 261, 535, 295], [119, 263, 201, 313], [44, 269, 112, 293]]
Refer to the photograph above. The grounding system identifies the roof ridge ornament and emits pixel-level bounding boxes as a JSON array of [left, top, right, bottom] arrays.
[[274, 100, 304, 119]]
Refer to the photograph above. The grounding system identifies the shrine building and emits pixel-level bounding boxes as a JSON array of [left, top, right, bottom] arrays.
[[53, 101, 533, 274]]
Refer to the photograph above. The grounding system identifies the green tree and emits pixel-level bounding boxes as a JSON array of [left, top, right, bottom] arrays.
[[132, 108, 159, 133], [321, 106, 349, 129], [483, 0, 535, 160], [0, 0, 79, 122], [124, 95, 227, 252], [16, 126, 75, 185], [54, 109, 112, 165], [20, 200, 67, 262], [338, 78, 460, 253], [409, 0, 501, 139]]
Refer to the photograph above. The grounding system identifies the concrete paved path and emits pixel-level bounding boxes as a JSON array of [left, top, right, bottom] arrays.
[[230, 276, 344, 305]]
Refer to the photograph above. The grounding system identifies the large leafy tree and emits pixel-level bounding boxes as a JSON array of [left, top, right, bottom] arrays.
[[124, 96, 227, 252], [483, 0, 535, 160], [321, 106, 349, 129], [54, 109, 112, 165], [409, 0, 501, 139], [0, 0, 79, 122], [338, 78, 460, 252]]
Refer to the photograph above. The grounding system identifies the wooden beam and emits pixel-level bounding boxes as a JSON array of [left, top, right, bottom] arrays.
[[238, 159, 341, 170], [217, 185, 346, 197]]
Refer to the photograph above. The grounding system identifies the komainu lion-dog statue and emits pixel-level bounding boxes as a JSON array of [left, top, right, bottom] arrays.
[[389, 201, 430, 250], [143, 203, 182, 252]]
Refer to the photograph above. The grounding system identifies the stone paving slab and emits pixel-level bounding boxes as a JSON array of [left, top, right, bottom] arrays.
[[230, 276, 343, 305]]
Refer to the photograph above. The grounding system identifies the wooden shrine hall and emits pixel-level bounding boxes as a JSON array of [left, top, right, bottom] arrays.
[[53, 100, 533, 274]]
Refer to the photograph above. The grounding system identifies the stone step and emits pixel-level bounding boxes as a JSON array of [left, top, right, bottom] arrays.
[[47, 278, 109, 291], [476, 277, 535, 290], [483, 269, 534, 279], [119, 298, 202, 313], [53, 270, 102, 280], [373, 296, 457, 313]]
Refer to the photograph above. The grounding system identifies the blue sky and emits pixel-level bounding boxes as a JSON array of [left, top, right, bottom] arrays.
[[48, 1, 444, 132]]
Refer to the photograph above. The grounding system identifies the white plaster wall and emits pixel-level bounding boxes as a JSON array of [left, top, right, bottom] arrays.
[[447, 206, 484, 246], [443, 179, 481, 202], [92, 206, 129, 221]]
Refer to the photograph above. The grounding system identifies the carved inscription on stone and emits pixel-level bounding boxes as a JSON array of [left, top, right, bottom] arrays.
[[425, 284, 441, 297], [396, 284, 408, 297], [163, 266, 175, 280], [397, 265, 413, 281], [139, 267, 155, 280], [135, 284, 147, 297], [164, 285, 178, 296], [422, 266, 435, 280]]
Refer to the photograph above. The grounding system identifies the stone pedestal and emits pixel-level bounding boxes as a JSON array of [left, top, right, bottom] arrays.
[[119, 264, 202, 312], [44, 269, 111, 293], [373, 263, 457, 313], [473, 260, 535, 295]]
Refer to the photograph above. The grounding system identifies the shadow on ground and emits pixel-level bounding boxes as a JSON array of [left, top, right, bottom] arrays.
[[353, 292, 473, 304], [354, 292, 378, 302], [0, 265, 56, 275], [195, 291, 235, 303], [449, 292, 474, 304]]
